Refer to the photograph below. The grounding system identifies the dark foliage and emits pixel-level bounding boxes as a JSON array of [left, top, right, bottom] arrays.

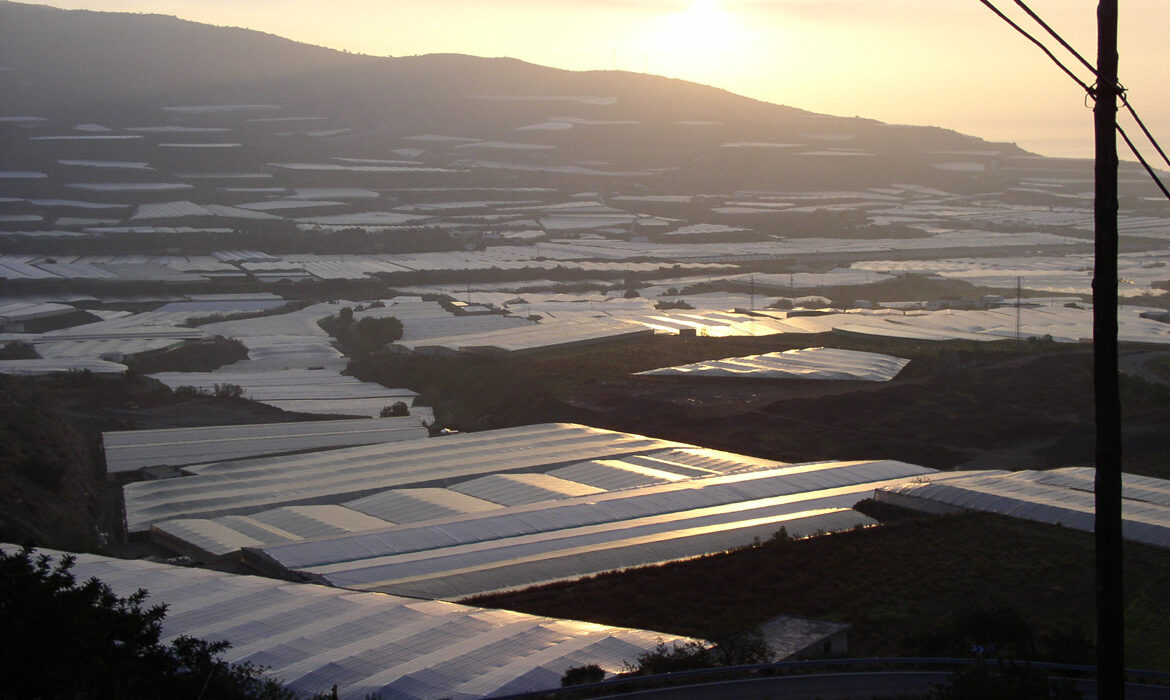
[[0, 375, 100, 549], [623, 630, 771, 676], [183, 302, 309, 328], [928, 659, 1081, 700], [214, 383, 246, 400], [320, 310, 404, 355], [623, 641, 718, 675], [0, 341, 38, 360], [0, 546, 296, 700], [910, 602, 1094, 665], [471, 512, 1170, 662], [380, 401, 409, 417], [124, 336, 249, 374], [560, 664, 605, 686]]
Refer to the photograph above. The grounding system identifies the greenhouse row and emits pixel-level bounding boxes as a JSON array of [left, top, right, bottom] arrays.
[[8, 545, 682, 700]]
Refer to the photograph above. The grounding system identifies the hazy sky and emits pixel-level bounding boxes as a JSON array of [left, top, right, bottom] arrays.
[[25, 0, 1170, 159]]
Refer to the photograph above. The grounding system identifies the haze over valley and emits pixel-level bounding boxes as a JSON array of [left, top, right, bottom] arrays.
[[2, 3, 1170, 699]]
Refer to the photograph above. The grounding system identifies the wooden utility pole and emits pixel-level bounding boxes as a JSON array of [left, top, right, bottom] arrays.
[[1093, 1, 1123, 698]]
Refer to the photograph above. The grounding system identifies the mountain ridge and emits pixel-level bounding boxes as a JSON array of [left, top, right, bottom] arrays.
[[0, 2, 975, 142], [0, 0, 1044, 195]]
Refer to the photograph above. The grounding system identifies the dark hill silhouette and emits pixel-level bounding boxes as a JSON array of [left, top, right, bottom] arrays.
[[0, 3, 990, 133], [0, 1, 1031, 191]]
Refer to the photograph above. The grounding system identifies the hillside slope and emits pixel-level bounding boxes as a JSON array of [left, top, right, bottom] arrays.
[[0, 0, 1018, 164]]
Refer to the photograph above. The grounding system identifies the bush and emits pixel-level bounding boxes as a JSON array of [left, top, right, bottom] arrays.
[[929, 659, 1081, 699], [624, 640, 715, 675], [174, 385, 210, 397], [320, 312, 403, 354], [0, 546, 296, 699], [14, 455, 66, 491], [380, 401, 409, 417], [214, 383, 245, 399], [561, 664, 605, 686], [355, 316, 403, 351], [0, 341, 38, 360]]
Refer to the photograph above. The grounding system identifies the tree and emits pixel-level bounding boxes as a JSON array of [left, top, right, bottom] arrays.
[[380, 401, 409, 417], [0, 341, 37, 360], [561, 664, 605, 686], [622, 633, 771, 676], [214, 383, 245, 399], [354, 316, 403, 352], [0, 545, 296, 699]]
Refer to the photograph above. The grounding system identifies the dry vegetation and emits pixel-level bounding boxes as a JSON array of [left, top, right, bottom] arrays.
[[354, 333, 1170, 475], [470, 507, 1170, 668]]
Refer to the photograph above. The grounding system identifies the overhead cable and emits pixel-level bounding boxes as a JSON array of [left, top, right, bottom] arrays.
[[1117, 124, 1170, 202], [1010, 0, 1170, 170], [978, 0, 1170, 200]]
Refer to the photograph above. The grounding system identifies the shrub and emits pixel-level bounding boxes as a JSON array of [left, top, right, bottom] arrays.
[[174, 385, 210, 397], [624, 640, 715, 675], [0, 340, 38, 360], [561, 664, 605, 686], [0, 546, 297, 699], [214, 383, 245, 399], [380, 401, 409, 417], [929, 659, 1081, 699], [355, 316, 403, 351]]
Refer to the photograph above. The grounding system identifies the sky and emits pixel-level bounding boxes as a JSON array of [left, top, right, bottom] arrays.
[[24, 0, 1170, 160]]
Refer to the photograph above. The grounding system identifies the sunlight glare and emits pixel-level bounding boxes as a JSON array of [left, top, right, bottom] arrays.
[[647, 0, 744, 79], [671, 0, 735, 46]]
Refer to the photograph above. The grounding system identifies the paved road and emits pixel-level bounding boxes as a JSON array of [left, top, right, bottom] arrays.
[[1120, 350, 1170, 386], [594, 671, 1170, 699]]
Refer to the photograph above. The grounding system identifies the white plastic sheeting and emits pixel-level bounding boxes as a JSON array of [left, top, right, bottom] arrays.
[[367, 300, 532, 342], [0, 358, 128, 375], [150, 447, 783, 559], [395, 317, 651, 355], [248, 459, 935, 598], [326, 507, 872, 600], [449, 473, 605, 506], [876, 468, 1170, 548], [140, 302, 425, 417], [152, 505, 397, 559], [5, 546, 686, 700], [104, 418, 429, 474], [852, 253, 1170, 298], [124, 424, 685, 532], [347, 488, 502, 523], [636, 347, 910, 381]]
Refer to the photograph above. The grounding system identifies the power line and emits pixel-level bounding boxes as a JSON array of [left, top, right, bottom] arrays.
[[1010, 0, 1096, 76], [1120, 101, 1170, 171], [978, 0, 1170, 200], [1117, 123, 1170, 201], [1009, 0, 1170, 171], [976, 0, 1091, 92]]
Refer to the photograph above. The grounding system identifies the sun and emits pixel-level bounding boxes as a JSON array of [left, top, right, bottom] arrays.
[[668, 0, 735, 45], [647, 0, 742, 76]]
